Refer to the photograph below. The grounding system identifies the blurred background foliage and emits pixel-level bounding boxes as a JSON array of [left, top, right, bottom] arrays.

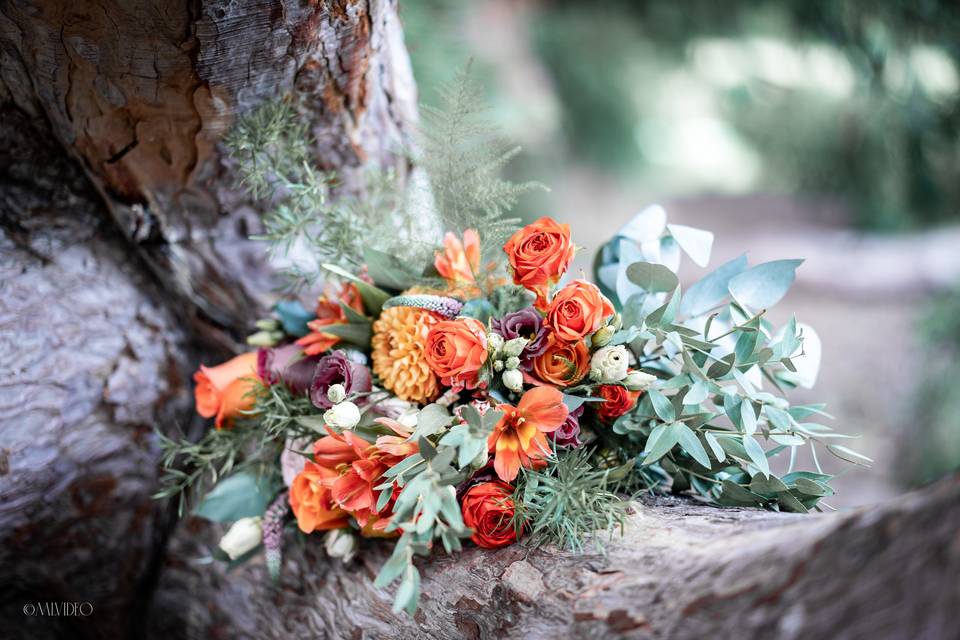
[[399, 0, 960, 502]]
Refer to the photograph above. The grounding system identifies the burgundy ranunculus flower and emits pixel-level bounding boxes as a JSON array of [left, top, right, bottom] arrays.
[[491, 307, 548, 368], [257, 344, 317, 396], [310, 350, 372, 409], [552, 405, 584, 448]]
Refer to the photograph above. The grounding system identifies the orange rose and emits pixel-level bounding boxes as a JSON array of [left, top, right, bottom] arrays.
[[503, 217, 575, 307], [461, 481, 520, 549], [424, 317, 488, 390], [193, 352, 260, 429], [531, 334, 590, 387], [545, 280, 614, 342], [289, 461, 351, 533], [435, 229, 480, 284]]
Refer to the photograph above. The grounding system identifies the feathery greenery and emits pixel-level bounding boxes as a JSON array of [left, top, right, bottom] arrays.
[[512, 447, 633, 553]]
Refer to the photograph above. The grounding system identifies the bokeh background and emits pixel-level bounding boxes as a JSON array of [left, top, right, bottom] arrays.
[[400, 0, 960, 507]]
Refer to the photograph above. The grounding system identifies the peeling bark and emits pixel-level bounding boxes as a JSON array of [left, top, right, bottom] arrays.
[[148, 475, 960, 640], [0, 0, 417, 339]]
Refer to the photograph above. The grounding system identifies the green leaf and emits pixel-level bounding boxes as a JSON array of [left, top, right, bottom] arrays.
[[646, 285, 681, 327], [704, 432, 726, 463], [826, 444, 873, 467], [682, 380, 709, 405], [626, 261, 679, 293], [194, 471, 274, 523], [677, 424, 711, 468], [706, 353, 735, 378], [776, 491, 809, 513], [793, 477, 832, 496], [740, 400, 757, 435], [667, 223, 713, 267], [750, 474, 788, 495], [647, 389, 676, 422], [321, 263, 391, 315], [728, 259, 804, 311], [410, 404, 454, 440], [743, 435, 770, 477], [642, 422, 684, 465], [719, 479, 764, 505], [364, 247, 420, 291], [314, 322, 371, 346], [680, 254, 748, 317]]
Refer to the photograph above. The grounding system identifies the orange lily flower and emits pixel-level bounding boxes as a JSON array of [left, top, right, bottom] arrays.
[[296, 282, 365, 356], [435, 229, 481, 284], [488, 386, 569, 482]]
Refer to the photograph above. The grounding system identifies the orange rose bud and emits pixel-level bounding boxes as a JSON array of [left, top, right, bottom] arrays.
[[503, 217, 575, 305], [289, 461, 351, 534], [424, 317, 488, 390], [545, 280, 615, 343], [193, 352, 260, 429], [461, 481, 520, 549], [596, 384, 641, 422], [531, 334, 590, 387]]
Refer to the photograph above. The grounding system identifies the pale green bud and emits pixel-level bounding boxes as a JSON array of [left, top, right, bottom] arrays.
[[505, 356, 521, 370], [326, 383, 347, 404], [591, 325, 616, 348], [502, 368, 524, 392], [502, 337, 528, 358]]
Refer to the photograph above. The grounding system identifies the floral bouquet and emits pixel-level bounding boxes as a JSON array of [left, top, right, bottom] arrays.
[[157, 80, 867, 615]]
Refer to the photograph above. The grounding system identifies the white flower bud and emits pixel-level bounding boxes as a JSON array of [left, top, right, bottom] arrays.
[[324, 529, 357, 563], [325, 401, 361, 429], [326, 383, 347, 404], [590, 345, 630, 382], [502, 337, 528, 358], [218, 517, 262, 560], [505, 356, 521, 370], [589, 367, 603, 382], [623, 370, 657, 391], [502, 368, 524, 392], [493, 359, 505, 372], [487, 333, 505, 353]]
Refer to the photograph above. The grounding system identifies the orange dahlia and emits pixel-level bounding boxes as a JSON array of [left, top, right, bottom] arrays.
[[371, 306, 441, 403]]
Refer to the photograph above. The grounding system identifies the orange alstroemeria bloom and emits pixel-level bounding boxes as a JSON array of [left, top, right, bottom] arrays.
[[193, 352, 260, 429], [289, 461, 351, 533], [313, 419, 415, 533], [435, 229, 481, 284], [296, 282, 365, 356], [488, 386, 569, 482]]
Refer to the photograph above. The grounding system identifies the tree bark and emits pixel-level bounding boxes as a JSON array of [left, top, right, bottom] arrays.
[[1, 0, 416, 342], [0, 2, 416, 638], [147, 474, 960, 640]]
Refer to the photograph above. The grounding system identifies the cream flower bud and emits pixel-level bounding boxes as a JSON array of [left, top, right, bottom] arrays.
[[623, 370, 657, 391], [326, 383, 347, 404], [502, 337, 528, 358], [590, 345, 629, 382], [502, 368, 524, 392], [324, 401, 361, 429], [505, 356, 521, 370], [493, 360, 505, 372], [218, 517, 262, 560], [591, 325, 616, 347], [324, 529, 357, 563], [487, 333, 505, 354]]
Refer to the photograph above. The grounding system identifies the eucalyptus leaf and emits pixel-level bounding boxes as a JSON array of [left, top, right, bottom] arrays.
[[626, 261, 679, 293], [194, 471, 275, 523], [728, 259, 803, 311]]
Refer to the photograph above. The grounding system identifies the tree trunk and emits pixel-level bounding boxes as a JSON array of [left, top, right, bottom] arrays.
[[147, 474, 960, 640], [0, 2, 415, 638]]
